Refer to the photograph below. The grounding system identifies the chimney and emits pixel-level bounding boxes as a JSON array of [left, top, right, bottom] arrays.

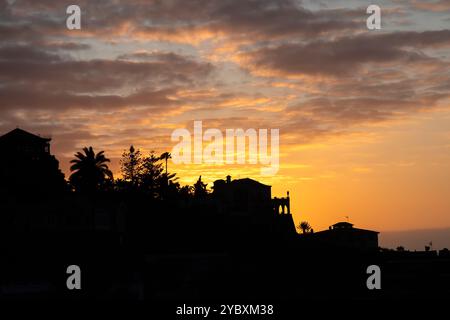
[[226, 175, 231, 184]]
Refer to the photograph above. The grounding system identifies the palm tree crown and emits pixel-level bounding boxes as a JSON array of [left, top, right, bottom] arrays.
[[69, 146, 113, 192], [160, 152, 171, 175], [298, 221, 312, 234]]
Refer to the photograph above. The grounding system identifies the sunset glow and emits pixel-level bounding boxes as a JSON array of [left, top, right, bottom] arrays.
[[1, 0, 449, 243]]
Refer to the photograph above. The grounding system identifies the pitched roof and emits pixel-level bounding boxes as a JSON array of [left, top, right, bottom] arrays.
[[232, 177, 271, 188], [0, 128, 51, 143], [332, 222, 354, 228]]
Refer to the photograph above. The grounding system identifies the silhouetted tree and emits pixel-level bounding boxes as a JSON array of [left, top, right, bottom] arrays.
[[117, 147, 179, 198], [193, 176, 208, 199], [140, 151, 165, 198], [162, 179, 183, 201], [179, 185, 194, 198], [120, 145, 143, 189], [160, 152, 171, 177], [69, 146, 113, 193], [158, 152, 177, 199], [297, 221, 312, 234]]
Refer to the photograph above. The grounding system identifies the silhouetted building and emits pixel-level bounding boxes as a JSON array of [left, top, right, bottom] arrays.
[[272, 192, 291, 215], [0, 128, 51, 156], [213, 176, 272, 216], [212, 176, 296, 237], [309, 222, 379, 251], [439, 248, 450, 258], [0, 128, 65, 194]]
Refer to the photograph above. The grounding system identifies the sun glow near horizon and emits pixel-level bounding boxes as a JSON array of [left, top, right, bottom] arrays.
[[52, 105, 450, 234], [1, 0, 449, 234]]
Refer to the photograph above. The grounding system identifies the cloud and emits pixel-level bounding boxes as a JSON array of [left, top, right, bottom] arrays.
[[0, 0, 449, 174], [0, 42, 214, 118], [0, 86, 180, 112], [239, 30, 450, 77], [1, 0, 362, 44], [0, 45, 213, 90], [411, 0, 450, 12]]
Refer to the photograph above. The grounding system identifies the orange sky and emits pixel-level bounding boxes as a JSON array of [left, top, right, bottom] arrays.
[[165, 105, 450, 233], [0, 0, 449, 235]]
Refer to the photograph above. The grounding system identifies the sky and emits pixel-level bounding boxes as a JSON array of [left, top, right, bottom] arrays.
[[0, 0, 449, 248]]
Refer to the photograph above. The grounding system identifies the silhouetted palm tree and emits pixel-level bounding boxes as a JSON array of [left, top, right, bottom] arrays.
[[160, 152, 171, 176], [69, 146, 113, 193], [297, 221, 312, 234]]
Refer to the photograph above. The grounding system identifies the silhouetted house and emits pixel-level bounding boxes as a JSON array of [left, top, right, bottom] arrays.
[[0, 129, 124, 236], [309, 222, 379, 251], [212, 175, 296, 237], [0, 128, 65, 194], [0, 128, 51, 156], [213, 175, 272, 216], [439, 248, 450, 258]]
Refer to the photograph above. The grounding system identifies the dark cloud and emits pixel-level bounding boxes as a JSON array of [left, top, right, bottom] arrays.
[[0, 42, 214, 117], [241, 30, 450, 77], [0, 45, 63, 62], [0, 45, 213, 90], [0, 86, 179, 112], [2, 0, 362, 42]]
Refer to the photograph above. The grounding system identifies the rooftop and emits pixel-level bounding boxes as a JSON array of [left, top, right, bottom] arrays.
[[0, 128, 51, 143]]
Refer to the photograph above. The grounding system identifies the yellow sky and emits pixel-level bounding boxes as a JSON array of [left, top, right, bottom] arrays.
[[165, 105, 450, 233]]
